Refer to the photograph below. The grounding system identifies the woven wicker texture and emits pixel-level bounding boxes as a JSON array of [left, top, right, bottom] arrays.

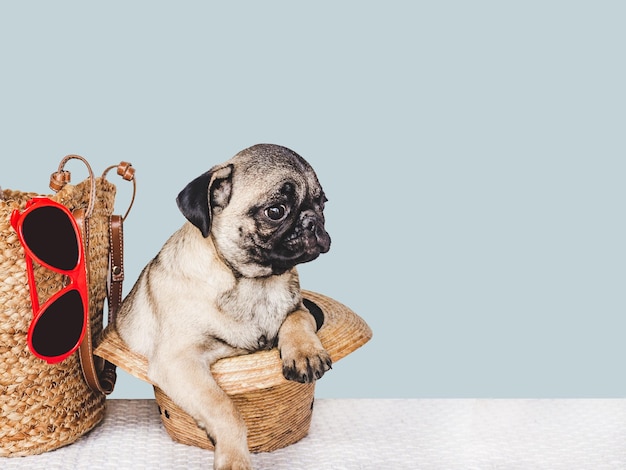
[[0, 177, 116, 457], [95, 290, 372, 452]]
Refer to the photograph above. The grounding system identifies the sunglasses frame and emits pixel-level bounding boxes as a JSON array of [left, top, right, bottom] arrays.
[[11, 196, 89, 364]]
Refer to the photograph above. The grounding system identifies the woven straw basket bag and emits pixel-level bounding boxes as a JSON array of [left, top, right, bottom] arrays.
[[0, 155, 129, 456], [96, 290, 371, 452]]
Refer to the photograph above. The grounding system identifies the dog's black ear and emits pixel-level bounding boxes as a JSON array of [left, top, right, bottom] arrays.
[[176, 164, 234, 237]]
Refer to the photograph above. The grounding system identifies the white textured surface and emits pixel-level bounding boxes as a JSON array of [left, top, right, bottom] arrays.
[[2, 399, 626, 469]]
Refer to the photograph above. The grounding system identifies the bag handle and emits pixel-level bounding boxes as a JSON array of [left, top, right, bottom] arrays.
[[92, 163, 136, 393], [73, 207, 109, 393], [102, 161, 136, 221], [50, 156, 135, 395], [49, 155, 97, 218]]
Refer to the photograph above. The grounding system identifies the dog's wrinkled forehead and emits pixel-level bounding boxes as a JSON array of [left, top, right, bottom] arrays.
[[228, 144, 322, 206]]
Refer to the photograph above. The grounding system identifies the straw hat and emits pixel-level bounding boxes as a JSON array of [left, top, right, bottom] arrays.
[[95, 290, 371, 452]]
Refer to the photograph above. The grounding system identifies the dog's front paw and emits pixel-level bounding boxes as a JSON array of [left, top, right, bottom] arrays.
[[280, 341, 332, 384], [214, 449, 253, 470]]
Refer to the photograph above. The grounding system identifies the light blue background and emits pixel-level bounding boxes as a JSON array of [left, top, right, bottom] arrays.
[[1, 1, 625, 398]]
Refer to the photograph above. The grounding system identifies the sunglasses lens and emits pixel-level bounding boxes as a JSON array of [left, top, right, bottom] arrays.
[[22, 205, 79, 271], [31, 289, 85, 359]]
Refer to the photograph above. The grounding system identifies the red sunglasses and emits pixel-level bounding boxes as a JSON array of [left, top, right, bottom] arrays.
[[10, 197, 89, 364]]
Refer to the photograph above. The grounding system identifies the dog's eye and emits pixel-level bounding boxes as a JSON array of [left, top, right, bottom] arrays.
[[265, 205, 286, 221]]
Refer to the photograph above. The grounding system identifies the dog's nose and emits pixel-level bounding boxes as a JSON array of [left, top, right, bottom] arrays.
[[302, 217, 317, 232]]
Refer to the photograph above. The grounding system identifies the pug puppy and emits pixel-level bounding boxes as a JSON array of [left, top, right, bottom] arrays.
[[115, 144, 332, 470]]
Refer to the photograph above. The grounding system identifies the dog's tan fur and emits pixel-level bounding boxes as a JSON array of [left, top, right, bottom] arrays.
[[116, 144, 331, 470]]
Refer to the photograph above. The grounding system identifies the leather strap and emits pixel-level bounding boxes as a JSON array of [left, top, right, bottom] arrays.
[[50, 155, 96, 218], [100, 215, 125, 392], [102, 162, 136, 221], [73, 209, 105, 393], [53, 158, 132, 395], [108, 215, 124, 326], [75, 212, 121, 395], [91, 161, 135, 393]]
